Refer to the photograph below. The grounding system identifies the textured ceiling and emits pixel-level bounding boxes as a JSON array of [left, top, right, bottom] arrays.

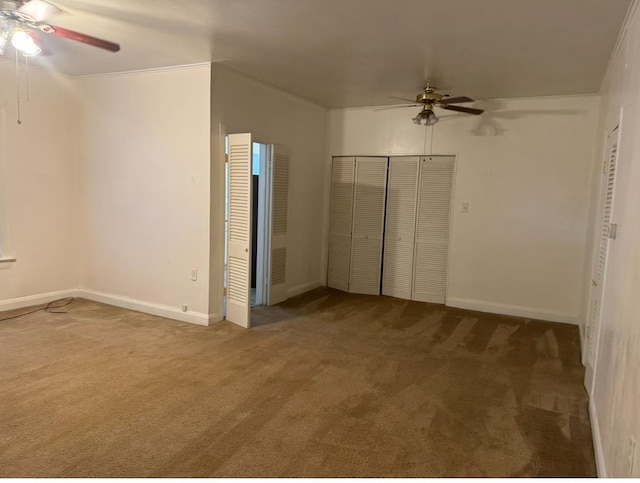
[[8, 0, 633, 107]]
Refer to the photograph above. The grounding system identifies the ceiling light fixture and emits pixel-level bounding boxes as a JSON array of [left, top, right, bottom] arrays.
[[11, 28, 41, 56]]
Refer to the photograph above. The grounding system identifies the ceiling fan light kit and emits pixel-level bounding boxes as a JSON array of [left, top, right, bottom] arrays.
[[10, 27, 39, 55], [412, 107, 439, 126]]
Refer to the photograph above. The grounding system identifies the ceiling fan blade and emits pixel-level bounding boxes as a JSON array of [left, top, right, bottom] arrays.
[[389, 96, 418, 103], [375, 104, 420, 111], [41, 24, 120, 52], [439, 96, 474, 105], [16, 0, 60, 22], [440, 105, 484, 115]]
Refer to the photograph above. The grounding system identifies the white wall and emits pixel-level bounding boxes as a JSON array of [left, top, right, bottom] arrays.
[[76, 65, 212, 320], [1, 61, 325, 325], [328, 95, 600, 323], [0, 61, 79, 306], [210, 65, 327, 318], [585, 0, 640, 476]]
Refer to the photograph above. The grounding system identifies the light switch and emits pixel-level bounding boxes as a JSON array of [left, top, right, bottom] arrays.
[[461, 202, 470, 213]]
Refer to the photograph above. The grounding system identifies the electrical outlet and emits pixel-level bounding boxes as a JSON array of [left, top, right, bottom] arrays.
[[191, 268, 198, 281], [629, 436, 637, 475], [461, 201, 470, 213], [181, 304, 188, 313]]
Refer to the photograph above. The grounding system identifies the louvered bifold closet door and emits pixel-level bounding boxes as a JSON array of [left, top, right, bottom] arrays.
[[327, 157, 356, 291], [349, 157, 388, 295], [587, 134, 618, 369], [412, 156, 454, 304], [226, 133, 253, 328], [268, 144, 290, 306], [382, 157, 420, 299]]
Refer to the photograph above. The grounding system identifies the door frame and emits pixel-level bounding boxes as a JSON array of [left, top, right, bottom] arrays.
[[255, 142, 271, 307]]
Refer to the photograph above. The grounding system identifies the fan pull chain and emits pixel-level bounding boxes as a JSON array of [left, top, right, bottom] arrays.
[[429, 124, 434, 155], [15, 48, 21, 125], [25, 54, 30, 102], [422, 123, 428, 156], [422, 123, 436, 156]]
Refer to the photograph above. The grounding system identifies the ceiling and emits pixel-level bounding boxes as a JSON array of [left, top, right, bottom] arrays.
[[10, 0, 633, 108]]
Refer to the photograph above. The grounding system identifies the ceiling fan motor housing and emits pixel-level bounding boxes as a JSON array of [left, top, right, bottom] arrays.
[[416, 87, 442, 104]]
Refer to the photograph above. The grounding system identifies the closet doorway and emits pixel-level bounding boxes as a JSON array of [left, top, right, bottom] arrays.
[[327, 155, 455, 304]]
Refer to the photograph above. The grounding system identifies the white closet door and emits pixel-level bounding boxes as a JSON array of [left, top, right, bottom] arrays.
[[382, 157, 420, 299], [226, 133, 253, 328], [585, 129, 619, 392], [412, 156, 454, 304], [349, 157, 388, 295], [327, 157, 355, 291], [268, 144, 290, 306]]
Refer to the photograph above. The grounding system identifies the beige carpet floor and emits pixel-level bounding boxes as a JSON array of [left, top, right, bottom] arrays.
[[0, 288, 595, 477]]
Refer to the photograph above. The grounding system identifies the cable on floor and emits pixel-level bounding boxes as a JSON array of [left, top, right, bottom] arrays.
[[0, 297, 75, 322]]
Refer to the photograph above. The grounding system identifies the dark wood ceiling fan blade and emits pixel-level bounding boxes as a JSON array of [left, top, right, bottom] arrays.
[[389, 96, 418, 103], [375, 104, 420, 111], [439, 96, 474, 105], [440, 105, 484, 115], [42, 24, 120, 52]]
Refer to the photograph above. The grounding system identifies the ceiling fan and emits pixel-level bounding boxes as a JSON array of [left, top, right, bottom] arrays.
[[0, 0, 120, 57], [388, 84, 485, 126]]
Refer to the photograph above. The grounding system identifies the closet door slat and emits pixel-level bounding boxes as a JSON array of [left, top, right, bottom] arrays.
[[412, 156, 454, 304], [327, 157, 356, 291], [349, 157, 388, 295], [382, 157, 420, 299], [268, 144, 291, 305], [587, 137, 618, 366]]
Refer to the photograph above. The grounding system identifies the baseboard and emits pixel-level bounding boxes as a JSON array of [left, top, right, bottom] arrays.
[[287, 279, 323, 298], [0, 289, 78, 313], [445, 297, 578, 325], [208, 312, 223, 324], [77, 289, 211, 326], [589, 398, 607, 477]]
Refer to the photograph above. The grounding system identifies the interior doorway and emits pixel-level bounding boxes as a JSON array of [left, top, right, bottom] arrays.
[[224, 133, 291, 328], [251, 142, 270, 307]]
